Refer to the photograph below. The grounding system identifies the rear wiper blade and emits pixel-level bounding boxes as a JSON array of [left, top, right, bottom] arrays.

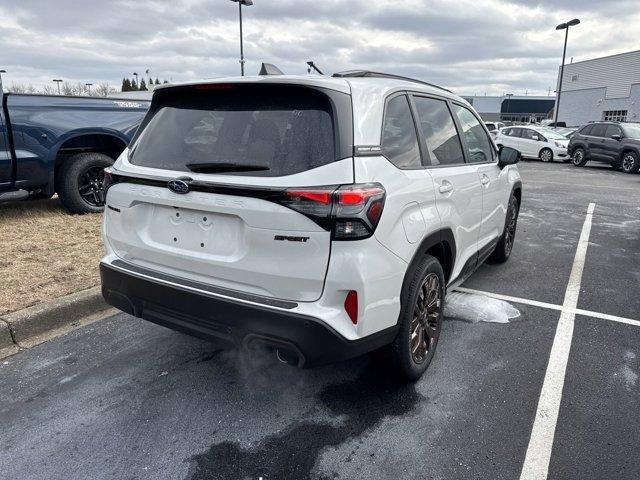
[[185, 162, 270, 173]]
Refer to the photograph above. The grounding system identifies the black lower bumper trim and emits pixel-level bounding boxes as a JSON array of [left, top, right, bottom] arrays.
[[100, 262, 398, 367]]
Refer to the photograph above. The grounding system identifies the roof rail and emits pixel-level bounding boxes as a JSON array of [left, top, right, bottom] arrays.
[[332, 70, 451, 93]]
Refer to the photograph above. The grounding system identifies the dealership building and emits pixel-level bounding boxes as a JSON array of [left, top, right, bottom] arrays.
[[554, 49, 640, 126], [462, 95, 555, 123]]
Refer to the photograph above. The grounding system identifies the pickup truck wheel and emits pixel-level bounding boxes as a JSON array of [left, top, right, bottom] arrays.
[[620, 152, 640, 174], [56, 152, 114, 214], [489, 194, 519, 263], [387, 255, 444, 381], [572, 148, 588, 167]]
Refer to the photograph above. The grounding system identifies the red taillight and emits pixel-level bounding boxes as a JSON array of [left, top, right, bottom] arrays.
[[344, 290, 358, 324], [337, 187, 384, 205], [285, 190, 332, 204], [279, 183, 385, 240]]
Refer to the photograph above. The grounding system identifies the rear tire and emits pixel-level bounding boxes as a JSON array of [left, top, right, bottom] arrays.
[[620, 151, 640, 174], [489, 194, 519, 263], [539, 148, 553, 163], [386, 255, 445, 382], [572, 147, 588, 167], [56, 152, 114, 214]]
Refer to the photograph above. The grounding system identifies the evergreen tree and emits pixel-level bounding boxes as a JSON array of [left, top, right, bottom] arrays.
[[163, 79, 169, 84], [154, 77, 160, 85], [121, 78, 132, 92], [139, 79, 147, 91], [120, 78, 127, 92], [131, 78, 138, 91]]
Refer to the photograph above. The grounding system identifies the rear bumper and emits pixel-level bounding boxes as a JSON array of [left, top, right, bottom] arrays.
[[100, 261, 398, 367]]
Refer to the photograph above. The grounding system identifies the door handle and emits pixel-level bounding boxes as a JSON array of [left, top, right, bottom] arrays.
[[481, 174, 490, 186], [438, 181, 453, 194]]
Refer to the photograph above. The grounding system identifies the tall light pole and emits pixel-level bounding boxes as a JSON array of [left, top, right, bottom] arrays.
[[554, 18, 580, 125], [85, 83, 93, 95], [53, 79, 63, 95], [132, 72, 139, 90], [0, 70, 5, 92], [230, 0, 253, 76]]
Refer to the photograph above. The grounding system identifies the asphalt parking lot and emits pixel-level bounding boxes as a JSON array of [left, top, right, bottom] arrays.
[[1, 160, 639, 480]]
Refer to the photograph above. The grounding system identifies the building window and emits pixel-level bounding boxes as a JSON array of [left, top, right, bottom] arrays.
[[602, 110, 627, 122], [571, 74, 579, 82]]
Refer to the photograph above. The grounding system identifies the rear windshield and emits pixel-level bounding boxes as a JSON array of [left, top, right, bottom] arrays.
[[129, 84, 350, 176]]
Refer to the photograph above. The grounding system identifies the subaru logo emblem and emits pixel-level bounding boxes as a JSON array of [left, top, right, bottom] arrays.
[[167, 179, 189, 194]]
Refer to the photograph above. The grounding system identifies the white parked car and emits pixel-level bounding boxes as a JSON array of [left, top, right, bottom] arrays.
[[485, 121, 505, 139], [495, 125, 569, 162], [100, 71, 522, 380]]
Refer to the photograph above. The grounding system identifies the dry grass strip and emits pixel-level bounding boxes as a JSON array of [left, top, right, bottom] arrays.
[[0, 197, 103, 315]]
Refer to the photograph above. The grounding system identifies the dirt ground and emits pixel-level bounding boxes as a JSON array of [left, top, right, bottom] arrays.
[[0, 197, 103, 315]]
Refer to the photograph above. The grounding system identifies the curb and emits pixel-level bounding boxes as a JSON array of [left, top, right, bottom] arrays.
[[0, 286, 114, 358]]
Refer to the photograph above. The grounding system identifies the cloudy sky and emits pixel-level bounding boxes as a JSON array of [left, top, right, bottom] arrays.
[[2, 0, 640, 96]]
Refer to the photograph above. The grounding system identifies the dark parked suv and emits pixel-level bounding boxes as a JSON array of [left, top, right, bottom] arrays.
[[568, 122, 640, 173]]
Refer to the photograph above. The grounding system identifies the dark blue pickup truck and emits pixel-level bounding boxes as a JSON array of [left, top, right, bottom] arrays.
[[0, 89, 149, 213]]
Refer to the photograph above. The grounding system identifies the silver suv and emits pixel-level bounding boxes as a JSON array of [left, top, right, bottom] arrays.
[[100, 71, 522, 380]]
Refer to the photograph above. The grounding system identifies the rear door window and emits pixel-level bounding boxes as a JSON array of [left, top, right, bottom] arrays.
[[381, 95, 422, 169], [605, 125, 622, 137], [509, 128, 523, 137], [412, 96, 465, 166], [580, 124, 593, 135], [590, 124, 607, 137], [129, 84, 350, 176]]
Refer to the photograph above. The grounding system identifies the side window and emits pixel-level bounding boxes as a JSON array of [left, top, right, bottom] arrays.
[[510, 128, 523, 137], [412, 96, 465, 166], [590, 124, 607, 137], [502, 128, 511, 136], [451, 104, 496, 163], [521, 129, 536, 140], [605, 125, 622, 137], [486, 124, 496, 131], [580, 124, 593, 135], [381, 95, 422, 169]]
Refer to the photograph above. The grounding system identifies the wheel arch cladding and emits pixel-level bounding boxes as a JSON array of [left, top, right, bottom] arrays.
[[512, 182, 522, 208], [407, 229, 455, 285], [619, 148, 639, 161], [53, 132, 127, 172]]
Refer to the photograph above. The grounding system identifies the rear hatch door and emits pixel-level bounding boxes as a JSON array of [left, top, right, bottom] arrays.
[[105, 82, 353, 302]]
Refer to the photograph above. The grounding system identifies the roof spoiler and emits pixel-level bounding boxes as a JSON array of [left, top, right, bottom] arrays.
[[259, 63, 284, 75]]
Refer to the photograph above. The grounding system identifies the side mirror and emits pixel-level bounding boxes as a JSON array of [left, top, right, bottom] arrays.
[[611, 134, 622, 141], [498, 146, 520, 168]]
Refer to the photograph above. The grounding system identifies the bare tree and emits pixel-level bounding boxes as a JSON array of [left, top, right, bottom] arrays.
[[40, 85, 57, 95], [7, 82, 27, 93], [95, 82, 117, 97], [61, 81, 76, 95]]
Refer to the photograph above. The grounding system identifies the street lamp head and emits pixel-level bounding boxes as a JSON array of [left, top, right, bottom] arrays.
[[230, 0, 253, 4], [52, 79, 62, 82], [557, 18, 580, 30], [0, 70, 6, 74]]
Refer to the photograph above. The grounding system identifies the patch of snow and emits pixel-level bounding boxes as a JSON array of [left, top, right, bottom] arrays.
[[445, 291, 520, 324]]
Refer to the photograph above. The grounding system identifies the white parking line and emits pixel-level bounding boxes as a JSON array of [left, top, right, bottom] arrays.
[[518, 202, 595, 480], [453, 288, 640, 328], [527, 179, 640, 193]]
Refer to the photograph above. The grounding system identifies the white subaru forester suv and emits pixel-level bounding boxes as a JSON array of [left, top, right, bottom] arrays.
[[100, 71, 522, 380]]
